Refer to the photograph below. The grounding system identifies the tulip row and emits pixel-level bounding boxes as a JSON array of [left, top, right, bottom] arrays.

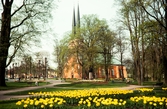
[[162, 87, 167, 91], [16, 97, 66, 109], [16, 87, 167, 109], [129, 96, 167, 109]]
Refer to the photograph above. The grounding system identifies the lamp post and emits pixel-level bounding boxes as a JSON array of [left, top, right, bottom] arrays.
[[29, 57, 32, 80], [38, 60, 41, 80], [9, 66, 11, 79], [5, 68, 8, 79], [15, 63, 17, 78], [12, 63, 14, 79], [45, 57, 48, 79]]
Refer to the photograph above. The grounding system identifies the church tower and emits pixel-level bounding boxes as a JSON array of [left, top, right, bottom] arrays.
[[72, 5, 76, 35], [72, 2, 80, 35], [63, 2, 82, 79], [77, 3, 80, 28]]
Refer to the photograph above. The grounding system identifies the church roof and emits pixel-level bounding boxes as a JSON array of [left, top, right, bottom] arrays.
[[96, 54, 122, 65], [112, 58, 121, 65]]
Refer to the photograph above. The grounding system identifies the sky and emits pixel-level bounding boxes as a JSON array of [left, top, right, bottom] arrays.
[[40, 0, 120, 68], [0, 0, 120, 69], [52, 0, 118, 39]]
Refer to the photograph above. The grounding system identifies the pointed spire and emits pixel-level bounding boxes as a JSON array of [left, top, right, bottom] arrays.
[[72, 5, 76, 34], [72, 1, 80, 35], [77, 2, 80, 28]]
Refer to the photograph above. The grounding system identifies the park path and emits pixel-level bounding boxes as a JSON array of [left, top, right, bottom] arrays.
[[0, 80, 67, 100], [0, 80, 152, 101]]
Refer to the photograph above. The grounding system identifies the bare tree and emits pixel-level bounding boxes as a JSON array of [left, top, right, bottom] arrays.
[[139, 0, 167, 85], [119, 0, 148, 85], [54, 38, 69, 78], [115, 26, 128, 80], [97, 25, 117, 81], [0, 0, 54, 86]]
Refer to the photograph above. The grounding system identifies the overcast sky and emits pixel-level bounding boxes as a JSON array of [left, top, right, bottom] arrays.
[[1, 0, 120, 68], [39, 0, 120, 68], [52, 0, 118, 39]]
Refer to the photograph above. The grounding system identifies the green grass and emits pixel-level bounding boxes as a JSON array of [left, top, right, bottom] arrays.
[[5, 82, 128, 95], [130, 81, 166, 86], [0, 101, 18, 109], [0, 81, 49, 90], [5, 87, 77, 95], [55, 81, 128, 88]]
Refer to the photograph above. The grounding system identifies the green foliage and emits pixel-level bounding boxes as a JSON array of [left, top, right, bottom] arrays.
[[54, 14, 118, 80]]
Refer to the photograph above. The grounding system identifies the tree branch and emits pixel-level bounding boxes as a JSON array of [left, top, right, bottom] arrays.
[[10, 15, 29, 30], [1, 0, 5, 7], [11, 4, 24, 17], [140, 1, 167, 30], [6, 41, 21, 67], [10, 12, 38, 30]]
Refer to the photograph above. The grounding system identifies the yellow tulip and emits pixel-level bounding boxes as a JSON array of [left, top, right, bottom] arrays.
[[35, 101, 39, 106], [16, 101, 22, 105], [41, 104, 44, 108], [153, 103, 157, 106], [159, 102, 163, 105], [49, 104, 53, 108], [23, 104, 28, 108], [96, 102, 100, 106], [87, 102, 91, 107], [58, 101, 62, 105]]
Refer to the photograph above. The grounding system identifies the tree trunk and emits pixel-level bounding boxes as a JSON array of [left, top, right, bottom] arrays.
[[120, 53, 124, 80], [135, 58, 141, 85], [104, 65, 109, 81], [0, 0, 13, 86], [163, 55, 167, 85], [0, 62, 7, 86], [164, 0, 167, 85]]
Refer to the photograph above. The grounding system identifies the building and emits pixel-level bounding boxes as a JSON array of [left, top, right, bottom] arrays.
[[62, 3, 127, 80]]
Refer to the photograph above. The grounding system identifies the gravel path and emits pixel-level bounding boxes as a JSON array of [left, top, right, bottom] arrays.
[[0, 80, 152, 100]]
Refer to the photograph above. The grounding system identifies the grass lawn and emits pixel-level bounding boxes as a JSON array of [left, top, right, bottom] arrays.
[[0, 100, 19, 109], [0, 81, 49, 90], [54, 81, 129, 88], [4, 81, 128, 95], [5, 87, 77, 95]]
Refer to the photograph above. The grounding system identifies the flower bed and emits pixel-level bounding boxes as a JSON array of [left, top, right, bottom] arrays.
[[16, 88, 167, 109]]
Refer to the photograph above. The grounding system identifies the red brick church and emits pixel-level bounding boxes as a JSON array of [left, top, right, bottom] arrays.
[[63, 54, 127, 79], [62, 3, 127, 80]]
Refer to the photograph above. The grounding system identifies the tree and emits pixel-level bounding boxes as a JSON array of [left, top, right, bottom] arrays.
[[20, 55, 32, 80], [97, 24, 117, 81], [118, 0, 167, 85], [115, 26, 128, 80], [140, 20, 164, 81], [0, 0, 54, 86], [33, 51, 49, 80], [54, 37, 69, 78], [123, 58, 134, 78], [66, 14, 117, 80], [139, 0, 167, 85], [119, 0, 144, 85], [79, 15, 102, 78]]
